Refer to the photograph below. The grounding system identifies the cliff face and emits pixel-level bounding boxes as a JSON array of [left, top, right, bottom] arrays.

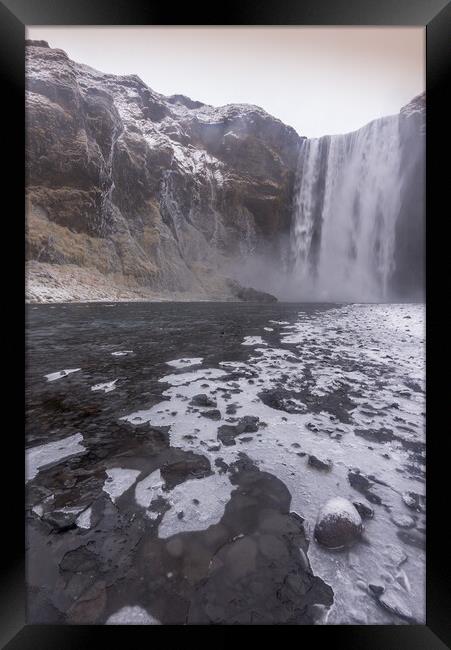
[[391, 93, 425, 299], [25, 41, 302, 301], [25, 41, 425, 303]]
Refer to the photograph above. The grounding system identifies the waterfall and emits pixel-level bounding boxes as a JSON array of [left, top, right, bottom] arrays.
[[291, 115, 403, 301], [98, 121, 123, 237]]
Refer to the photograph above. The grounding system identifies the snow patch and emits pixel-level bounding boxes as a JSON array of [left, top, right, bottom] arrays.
[[103, 468, 141, 502], [26, 432, 86, 483], [135, 470, 164, 509], [76, 506, 92, 530], [158, 474, 233, 538], [44, 368, 81, 382], [106, 606, 160, 625], [166, 357, 203, 369], [91, 379, 118, 393], [242, 336, 267, 346]]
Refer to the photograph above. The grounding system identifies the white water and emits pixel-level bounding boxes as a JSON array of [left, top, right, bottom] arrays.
[[291, 116, 403, 301]]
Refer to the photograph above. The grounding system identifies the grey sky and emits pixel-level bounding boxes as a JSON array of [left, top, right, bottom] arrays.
[[27, 26, 425, 138]]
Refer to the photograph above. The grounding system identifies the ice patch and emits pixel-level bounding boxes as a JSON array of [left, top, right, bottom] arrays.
[[44, 368, 81, 382], [158, 474, 233, 538], [76, 507, 92, 530], [32, 504, 44, 517], [166, 357, 203, 369], [91, 380, 118, 393], [316, 497, 362, 527], [263, 327, 274, 332], [103, 468, 141, 502], [106, 606, 160, 625], [157, 368, 226, 388], [26, 432, 85, 483], [242, 336, 267, 346], [111, 350, 133, 356], [135, 470, 164, 509]]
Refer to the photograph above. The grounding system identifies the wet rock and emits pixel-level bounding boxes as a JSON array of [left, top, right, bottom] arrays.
[[185, 461, 333, 624], [308, 455, 332, 471], [314, 497, 362, 549], [353, 502, 374, 520], [190, 394, 217, 408]]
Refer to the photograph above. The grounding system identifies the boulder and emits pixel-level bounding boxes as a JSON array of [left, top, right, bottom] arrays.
[[314, 497, 362, 549]]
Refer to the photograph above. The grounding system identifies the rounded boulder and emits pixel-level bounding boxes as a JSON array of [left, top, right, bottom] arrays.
[[314, 497, 363, 549]]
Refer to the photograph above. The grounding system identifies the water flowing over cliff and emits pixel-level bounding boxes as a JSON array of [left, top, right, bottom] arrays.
[[25, 41, 425, 303], [289, 96, 425, 302]]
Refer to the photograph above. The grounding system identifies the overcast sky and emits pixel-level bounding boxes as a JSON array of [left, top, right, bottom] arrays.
[[27, 27, 425, 138]]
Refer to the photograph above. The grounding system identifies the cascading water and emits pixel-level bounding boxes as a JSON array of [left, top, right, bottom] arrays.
[[97, 121, 123, 237], [291, 115, 403, 301]]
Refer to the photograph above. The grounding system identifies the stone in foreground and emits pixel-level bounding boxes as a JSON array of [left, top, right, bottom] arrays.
[[314, 497, 363, 550]]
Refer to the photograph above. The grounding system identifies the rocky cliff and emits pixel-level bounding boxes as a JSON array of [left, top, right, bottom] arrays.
[[25, 40, 301, 302], [25, 41, 425, 303]]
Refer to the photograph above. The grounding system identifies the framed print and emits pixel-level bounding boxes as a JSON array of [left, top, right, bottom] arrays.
[[1, 0, 450, 647]]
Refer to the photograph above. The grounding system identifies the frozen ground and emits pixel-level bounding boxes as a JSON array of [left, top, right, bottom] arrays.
[[25, 302, 425, 624]]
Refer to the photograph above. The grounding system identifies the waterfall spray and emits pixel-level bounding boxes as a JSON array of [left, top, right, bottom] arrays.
[[291, 115, 402, 301]]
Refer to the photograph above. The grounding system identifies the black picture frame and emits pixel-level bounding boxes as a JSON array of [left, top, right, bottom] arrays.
[[2, 0, 450, 647]]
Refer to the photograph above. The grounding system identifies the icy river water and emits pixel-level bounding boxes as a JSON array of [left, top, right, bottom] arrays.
[[26, 302, 425, 625]]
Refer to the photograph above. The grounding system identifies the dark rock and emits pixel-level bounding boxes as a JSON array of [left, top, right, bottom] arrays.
[[258, 387, 306, 414], [354, 427, 396, 444], [353, 502, 374, 520], [348, 470, 382, 505], [214, 458, 229, 474], [314, 497, 362, 549], [42, 508, 81, 532], [308, 455, 332, 471], [217, 416, 260, 446], [190, 394, 217, 408], [368, 584, 385, 597], [200, 409, 221, 420], [226, 279, 277, 303], [26, 40, 50, 49], [160, 451, 212, 489]]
